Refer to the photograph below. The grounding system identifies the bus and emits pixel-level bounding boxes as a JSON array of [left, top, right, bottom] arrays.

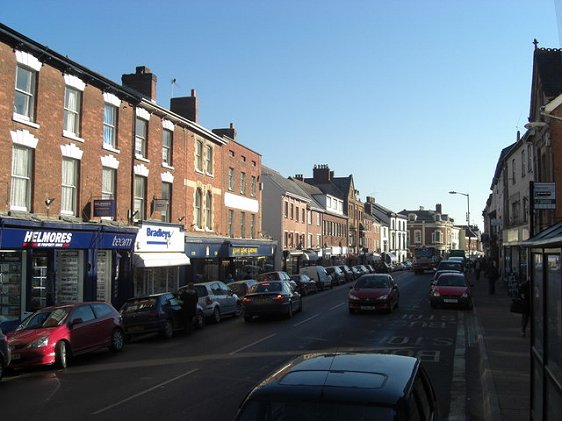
[[413, 247, 440, 274]]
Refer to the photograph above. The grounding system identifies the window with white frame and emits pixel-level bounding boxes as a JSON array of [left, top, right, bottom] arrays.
[[228, 210, 234, 238], [512, 158, 516, 184], [317, 234, 321, 248], [162, 129, 173, 165], [195, 188, 203, 228], [205, 145, 213, 174], [432, 230, 443, 244], [195, 139, 203, 171], [161, 182, 171, 223], [64, 87, 82, 136], [250, 214, 256, 239], [61, 158, 79, 215], [133, 175, 146, 220], [241, 212, 246, 238], [228, 167, 234, 191], [521, 150, 526, 176], [307, 210, 312, 224], [103, 103, 117, 148], [240, 172, 246, 194], [308, 233, 312, 248], [102, 167, 116, 200], [251, 176, 256, 197], [14, 65, 37, 121], [205, 191, 212, 230], [11, 145, 33, 211], [414, 230, 421, 243], [135, 117, 147, 158]]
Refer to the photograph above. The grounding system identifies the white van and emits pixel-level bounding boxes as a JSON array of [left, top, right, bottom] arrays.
[[299, 266, 332, 290]]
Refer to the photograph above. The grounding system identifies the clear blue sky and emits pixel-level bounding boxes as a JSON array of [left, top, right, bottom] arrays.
[[2, 1, 560, 231]]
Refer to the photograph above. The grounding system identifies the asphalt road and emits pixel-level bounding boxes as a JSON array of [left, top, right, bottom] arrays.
[[0, 270, 477, 420]]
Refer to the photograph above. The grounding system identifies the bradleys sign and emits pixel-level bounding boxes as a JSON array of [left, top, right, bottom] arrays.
[[135, 224, 184, 252]]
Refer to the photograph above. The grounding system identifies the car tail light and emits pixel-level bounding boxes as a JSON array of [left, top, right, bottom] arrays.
[[206, 297, 213, 305], [272, 294, 288, 303], [242, 297, 251, 304]]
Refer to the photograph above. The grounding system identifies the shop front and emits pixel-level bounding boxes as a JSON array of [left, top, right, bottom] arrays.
[[522, 222, 562, 420], [132, 222, 190, 295], [0, 218, 136, 322]]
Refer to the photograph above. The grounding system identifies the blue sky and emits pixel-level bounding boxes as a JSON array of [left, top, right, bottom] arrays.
[[2, 1, 560, 231]]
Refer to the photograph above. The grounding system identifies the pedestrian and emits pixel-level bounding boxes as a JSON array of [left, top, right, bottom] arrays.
[[475, 257, 482, 281], [518, 279, 530, 337], [486, 260, 499, 294], [179, 282, 199, 334], [225, 273, 234, 283]]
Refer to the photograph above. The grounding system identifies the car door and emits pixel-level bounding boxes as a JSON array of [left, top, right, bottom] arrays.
[[218, 281, 236, 314], [163, 294, 183, 329], [68, 304, 100, 353]]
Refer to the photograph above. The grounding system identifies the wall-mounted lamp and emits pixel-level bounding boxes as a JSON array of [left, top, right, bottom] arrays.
[[45, 198, 55, 208], [524, 122, 548, 130]]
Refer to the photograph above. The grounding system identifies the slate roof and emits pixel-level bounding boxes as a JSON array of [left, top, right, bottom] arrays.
[[289, 177, 325, 210], [262, 166, 310, 200], [490, 142, 516, 190], [535, 48, 562, 98], [399, 208, 454, 224]]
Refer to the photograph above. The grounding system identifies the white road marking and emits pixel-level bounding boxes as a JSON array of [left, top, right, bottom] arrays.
[[91, 368, 199, 415], [229, 333, 277, 355], [293, 314, 319, 327], [329, 302, 346, 311]]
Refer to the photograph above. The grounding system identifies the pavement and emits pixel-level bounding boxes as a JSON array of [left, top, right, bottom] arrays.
[[466, 271, 531, 420]]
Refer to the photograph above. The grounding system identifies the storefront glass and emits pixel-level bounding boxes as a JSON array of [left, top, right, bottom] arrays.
[[0, 251, 23, 320], [546, 254, 561, 380], [55, 250, 82, 304], [31, 253, 50, 311], [97, 250, 112, 301], [134, 266, 179, 295], [533, 252, 544, 357]]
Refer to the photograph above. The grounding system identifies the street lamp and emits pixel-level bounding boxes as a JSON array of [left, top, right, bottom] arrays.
[[449, 191, 471, 256]]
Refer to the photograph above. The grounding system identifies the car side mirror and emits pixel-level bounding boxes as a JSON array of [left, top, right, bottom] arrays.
[[71, 318, 83, 327]]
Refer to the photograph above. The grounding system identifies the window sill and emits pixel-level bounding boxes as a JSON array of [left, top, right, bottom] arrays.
[[135, 155, 150, 163], [162, 163, 174, 170], [13, 114, 40, 129], [103, 144, 120, 154], [62, 131, 84, 143]]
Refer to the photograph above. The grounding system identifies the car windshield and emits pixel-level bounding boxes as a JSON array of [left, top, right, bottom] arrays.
[[229, 284, 246, 295], [437, 277, 467, 287], [252, 282, 283, 293], [237, 400, 396, 421], [17, 308, 70, 330], [355, 276, 389, 289], [439, 262, 462, 271], [121, 297, 157, 313]]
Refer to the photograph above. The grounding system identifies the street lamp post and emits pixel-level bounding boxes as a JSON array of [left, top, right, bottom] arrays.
[[449, 191, 471, 256]]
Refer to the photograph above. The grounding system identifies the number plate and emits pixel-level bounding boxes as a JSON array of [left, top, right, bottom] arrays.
[[11, 353, 20, 360], [444, 299, 458, 303], [360, 305, 376, 310]]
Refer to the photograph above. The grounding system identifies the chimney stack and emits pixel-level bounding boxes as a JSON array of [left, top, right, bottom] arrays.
[[436, 203, 442, 214], [121, 66, 157, 101], [212, 122, 237, 140], [170, 88, 198, 122], [312, 164, 331, 183], [294, 174, 304, 181]]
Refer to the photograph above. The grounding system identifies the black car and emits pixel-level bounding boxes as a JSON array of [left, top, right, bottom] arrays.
[[289, 274, 318, 295], [242, 281, 302, 321], [228, 279, 258, 298], [325, 266, 345, 285], [235, 352, 440, 421], [0, 328, 10, 381], [338, 265, 355, 282], [120, 292, 204, 340]]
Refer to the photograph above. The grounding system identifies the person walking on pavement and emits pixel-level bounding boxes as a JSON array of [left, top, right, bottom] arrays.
[[180, 282, 199, 334], [475, 257, 482, 281], [486, 259, 499, 294], [518, 279, 530, 337]]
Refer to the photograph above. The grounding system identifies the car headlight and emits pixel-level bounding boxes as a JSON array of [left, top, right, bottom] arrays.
[[431, 290, 440, 297], [377, 295, 389, 301], [348, 293, 360, 301], [26, 336, 50, 349], [461, 292, 469, 298]]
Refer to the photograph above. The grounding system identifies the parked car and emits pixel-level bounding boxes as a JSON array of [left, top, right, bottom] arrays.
[[298, 266, 332, 290], [392, 262, 405, 272], [353, 264, 370, 276], [7, 302, 124, 370], [348, 273, 400, 314], [325, 266, 345, 285], [120, 292, 204, 340], [289, 274, 318, 296], [338, 265, 355, 282], [365, 264, 376, 273], [372, 261, 392, 273], [256, 271, 291, 282], [242, 281, 302, 321], [436, 259, 465, 274], [228, 279, 258, 298], [188, 281, 241, 323], [0, 315, 20, 334], [403, 260, 413, 270], [235, 352, 440, 421], [350, 265, 362, 279], [430, 272, 473, 309], [0, 327, 10, 381]]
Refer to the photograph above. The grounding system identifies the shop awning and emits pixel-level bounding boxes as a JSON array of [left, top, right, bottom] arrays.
[[134, 252, 190, 268]]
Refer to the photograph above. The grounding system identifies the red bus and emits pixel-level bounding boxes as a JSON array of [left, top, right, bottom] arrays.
[[413, 247, 440, 274]]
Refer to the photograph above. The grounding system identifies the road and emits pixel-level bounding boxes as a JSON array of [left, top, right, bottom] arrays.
[[1, 270, 479, 420]]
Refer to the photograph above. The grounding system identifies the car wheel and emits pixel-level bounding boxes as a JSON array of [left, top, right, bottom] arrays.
[[298, 299, 303, 313], [109, 329, 125, 352], [244, 313, 253, 322], [55, 341, 68, 369], [212, 307, 221, 323], [286, 303, 293, 319], [161, 320, 174, 339], [195, 311, 205, 329], [349, 307, 356, 314]]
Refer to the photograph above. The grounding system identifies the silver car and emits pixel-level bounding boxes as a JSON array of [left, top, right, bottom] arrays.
[[0, 328, 10, 381], [192, 281, 241, 323]]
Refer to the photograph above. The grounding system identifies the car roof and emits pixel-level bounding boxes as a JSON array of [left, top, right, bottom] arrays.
[[243, 353, 419, 405]]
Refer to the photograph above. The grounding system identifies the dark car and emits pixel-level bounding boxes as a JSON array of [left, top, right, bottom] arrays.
[[372, 261, 392, 273], [228, 279, 258, 298], [338, 265, 355, 282], [348, 273, 400, 314], [0, 328, 10, 381], [235, 352, 440, 421], [325, 266, 345, 285], [242, 281, 302, 321], [436, 259, 465, 274], [289, 274, 318, 296], [120, 292, 205, 340], [430, 273, 473, 309], [8, 302, 124, 370]]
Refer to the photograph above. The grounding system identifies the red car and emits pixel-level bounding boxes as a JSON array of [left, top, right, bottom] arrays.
[[430, 273, 473, 309], [8, 302, 125, 370], [348, 273, 400, 314]]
